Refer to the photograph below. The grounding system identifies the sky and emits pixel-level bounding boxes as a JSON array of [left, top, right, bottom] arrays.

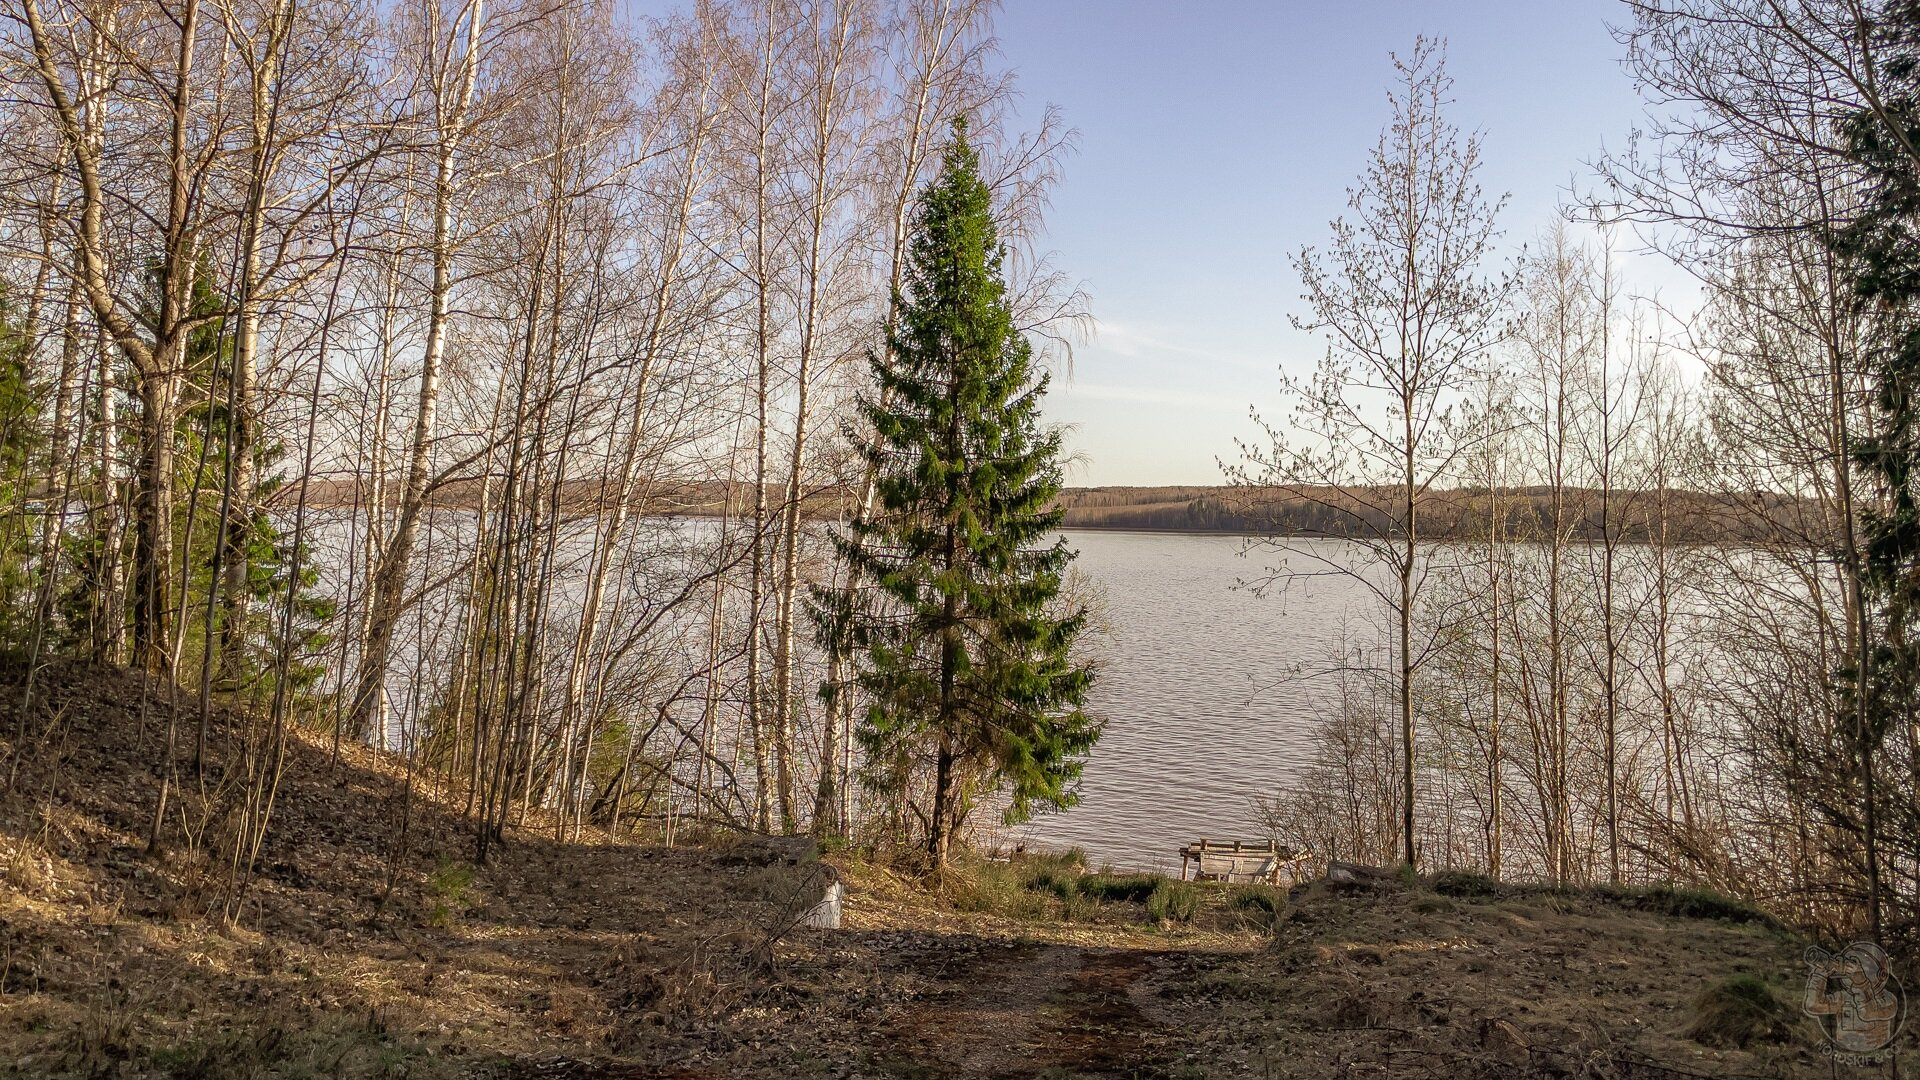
[[993, 1, 1679, 486]]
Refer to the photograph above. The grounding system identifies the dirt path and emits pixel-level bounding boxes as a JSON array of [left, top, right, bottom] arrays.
[[878, 939, 1186, 1078]]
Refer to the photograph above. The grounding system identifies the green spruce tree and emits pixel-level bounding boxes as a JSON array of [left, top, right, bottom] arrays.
[[832, 119, 1099, 870]]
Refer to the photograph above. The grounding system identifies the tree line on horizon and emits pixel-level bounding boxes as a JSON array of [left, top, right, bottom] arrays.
[[1052, 483, 1808, 543]]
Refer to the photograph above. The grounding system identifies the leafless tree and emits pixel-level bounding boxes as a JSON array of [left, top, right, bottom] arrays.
[[1233, 37, 1507, 869]]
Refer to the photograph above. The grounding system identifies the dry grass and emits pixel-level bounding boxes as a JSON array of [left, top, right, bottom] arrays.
[[1163, 872, 1851, 1078], [0, 659, 1886, 1078], [840, 849, 1274, 952], [1685, 973, 1793, 1049], [0, 661, 849, 1077]]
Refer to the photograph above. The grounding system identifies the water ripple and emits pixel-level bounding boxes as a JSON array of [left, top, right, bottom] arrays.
[[1015, 531, 1357, 871]]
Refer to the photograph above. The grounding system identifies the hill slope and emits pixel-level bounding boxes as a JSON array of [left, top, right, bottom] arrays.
[[0, 661, 1855, 1078]]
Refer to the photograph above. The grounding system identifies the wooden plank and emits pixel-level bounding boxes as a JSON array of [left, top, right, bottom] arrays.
[[1180, 845, 1290, 859]]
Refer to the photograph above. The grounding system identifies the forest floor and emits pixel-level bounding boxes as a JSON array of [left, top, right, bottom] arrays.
[[0, 660, 1886, 1078]]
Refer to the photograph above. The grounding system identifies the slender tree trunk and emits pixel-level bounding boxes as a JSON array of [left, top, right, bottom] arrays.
[[351, 0, 486, 743], [1399, 426, 1416, 869], [746, 13, 778, 833]]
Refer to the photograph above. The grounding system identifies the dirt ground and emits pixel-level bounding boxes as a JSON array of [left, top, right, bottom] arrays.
[[0, 660, 1896, 1078]]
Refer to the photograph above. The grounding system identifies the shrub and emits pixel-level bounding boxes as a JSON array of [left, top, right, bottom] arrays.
[[1685, 973, 1790, 1048], [1147, 880, 1199, 924], [427, 858, 477, 928]]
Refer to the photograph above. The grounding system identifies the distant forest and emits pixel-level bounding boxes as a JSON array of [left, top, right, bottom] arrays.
[[1048, 485, 1805, 544], [296, 480, 1806, 545]]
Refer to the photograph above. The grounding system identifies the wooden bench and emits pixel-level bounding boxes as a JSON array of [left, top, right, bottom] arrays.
[[1177, 839, 1309, 885]]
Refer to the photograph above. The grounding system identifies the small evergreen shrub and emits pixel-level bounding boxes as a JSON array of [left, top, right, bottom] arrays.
[[427, 859, 477, 928]]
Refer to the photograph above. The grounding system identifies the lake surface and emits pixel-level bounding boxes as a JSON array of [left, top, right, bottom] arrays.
[[308, 510, 1371, 866], [1014, 531, 1361, 871]]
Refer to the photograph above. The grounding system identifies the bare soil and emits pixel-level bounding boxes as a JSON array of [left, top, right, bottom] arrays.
[[0, 660, 1891, 1078]]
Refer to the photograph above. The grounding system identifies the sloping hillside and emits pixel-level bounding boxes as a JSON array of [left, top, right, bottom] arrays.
[[0, 660, 1860, 1078]]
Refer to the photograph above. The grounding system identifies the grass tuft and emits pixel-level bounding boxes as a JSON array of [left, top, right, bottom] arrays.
[[944, 857, 1052, 920], [1147, 880, 1199, 924], [1591, 884, 1775, 927], [1228, 885, 1283, 914], [1015, 849, 1087, 898], [1428, 869, 1500, 898], [1077, 873, 1161, 903], [930, 851, 1239, 930]]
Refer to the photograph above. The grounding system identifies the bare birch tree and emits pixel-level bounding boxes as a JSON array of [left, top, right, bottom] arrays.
[[1234, 37, 1506, 868]]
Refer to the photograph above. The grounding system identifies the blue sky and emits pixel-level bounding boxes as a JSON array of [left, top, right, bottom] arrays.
[[994, 1, 1679, 485]]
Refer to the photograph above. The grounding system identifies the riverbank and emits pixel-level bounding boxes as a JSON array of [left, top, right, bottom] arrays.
[[0, 660, 1854, 1077]]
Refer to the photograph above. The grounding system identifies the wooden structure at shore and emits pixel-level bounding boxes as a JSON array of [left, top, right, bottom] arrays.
[[1177, 839, 1309, 885]]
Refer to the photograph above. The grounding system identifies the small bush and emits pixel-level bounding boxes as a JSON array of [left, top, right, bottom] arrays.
[[430, 860, 476, 897], [1685, 973, 1790, 1048], [1147, 880, 1199, 924], [427, 858, 477, 928]]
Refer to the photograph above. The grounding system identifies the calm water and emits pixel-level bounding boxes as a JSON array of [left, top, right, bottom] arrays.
[[308, 512, 1367, 864], [1014, 531, 1361, 872]]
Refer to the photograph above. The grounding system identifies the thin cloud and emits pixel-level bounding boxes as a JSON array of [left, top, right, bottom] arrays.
[[1089, 318, 1276, 372], [1061, 381, 1251, 413]]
